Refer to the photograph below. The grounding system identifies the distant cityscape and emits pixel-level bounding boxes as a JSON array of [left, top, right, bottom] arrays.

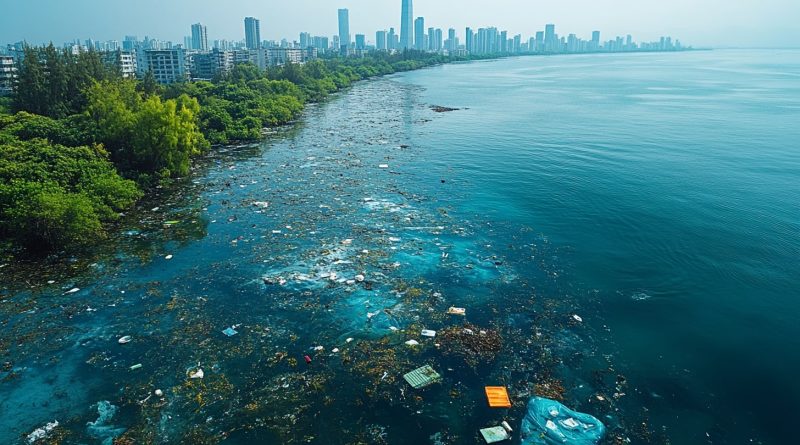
[[0, 0, 688, 92]]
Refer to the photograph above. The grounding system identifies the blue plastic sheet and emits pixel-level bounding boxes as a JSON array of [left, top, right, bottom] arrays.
[[521, 397, 605, 445]]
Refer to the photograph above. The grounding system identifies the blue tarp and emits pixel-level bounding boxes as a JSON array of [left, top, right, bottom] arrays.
[[520, 397, 605, 445]]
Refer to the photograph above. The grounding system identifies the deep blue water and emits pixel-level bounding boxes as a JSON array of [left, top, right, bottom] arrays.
[[1, 50, 798, 444]]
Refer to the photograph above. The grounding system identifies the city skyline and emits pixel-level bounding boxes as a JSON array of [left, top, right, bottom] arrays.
[[1, 0, 798, 48]]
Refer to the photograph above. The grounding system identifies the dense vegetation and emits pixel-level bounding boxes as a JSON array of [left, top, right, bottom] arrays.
[[0, 47, 486, 251]]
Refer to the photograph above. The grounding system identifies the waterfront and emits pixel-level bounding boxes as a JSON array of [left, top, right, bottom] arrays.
[[1, 49, 799, 444]]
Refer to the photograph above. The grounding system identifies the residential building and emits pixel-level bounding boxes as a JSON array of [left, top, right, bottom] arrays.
[[102, 50, 137, 78], [0, 55, 16, 96], [140, 48, 188, 84], [191, 49, 234, 80]]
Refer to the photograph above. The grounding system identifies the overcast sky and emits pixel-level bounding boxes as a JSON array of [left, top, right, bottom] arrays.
[[2, 0, 798, 48]]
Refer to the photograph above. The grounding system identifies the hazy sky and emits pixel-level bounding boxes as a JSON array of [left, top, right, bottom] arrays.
[[1, 0, 798, 48]]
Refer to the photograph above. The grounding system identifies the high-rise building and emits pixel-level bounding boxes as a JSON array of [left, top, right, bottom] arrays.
[[376, 31, 387, 50], [355, 34, 366, 51], [544, 24, 556, 52], [434, 28, 443, 52], [300, 32, 310, 48], [414, 18, 425, 51], [465, 27, 474, 53], [191, 23, 208, 51], [400, 0, 413, 49], [244, 17, 261, 49], [338, 9, 350, 52], [388, 28, 397, 51], [448, 28, 456, 51], [427, 27, 435, 51]]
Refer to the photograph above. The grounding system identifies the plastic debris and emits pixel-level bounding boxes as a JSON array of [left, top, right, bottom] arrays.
[[304, 355, 312, 364], [189, 368, 204, 379], [485, 386, 512, 408], [404, 340, 420, 346], [65, 288, 80, 294], [332, 348, 340, 353], [447, 307, 466, 316], [27, 420, 59, 444], [129, 364, 142, 371], [165, 255, 173, 260], [154, 389, 163, 397], [378, 164, 389, 169], [252, 201, 270, 209], [346, 338, 354, 343], [480, 426, 511, 444], [421, 329, 437, 338], [117, 336, 132, 344], [502, 421, 513, 433], [520, 396, 606, 445], [222, 326, 239, 337], [572, 315, 583, 322], [403, 365, 441, 389]]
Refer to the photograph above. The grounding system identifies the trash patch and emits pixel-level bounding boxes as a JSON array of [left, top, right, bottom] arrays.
[[520, 397, 606, 445]]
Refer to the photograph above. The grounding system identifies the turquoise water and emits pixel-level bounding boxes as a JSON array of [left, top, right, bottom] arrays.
[[1, 50, 799, 444]]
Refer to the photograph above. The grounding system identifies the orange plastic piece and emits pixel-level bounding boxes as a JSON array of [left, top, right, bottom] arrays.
[[485, 386, 512, 408]]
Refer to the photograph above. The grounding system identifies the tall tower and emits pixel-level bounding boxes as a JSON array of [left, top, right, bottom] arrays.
[[400, 0, 413, 49], [191, 23, 208, 51], [338, 9, 350, 53], [244, 17, 261, 49]]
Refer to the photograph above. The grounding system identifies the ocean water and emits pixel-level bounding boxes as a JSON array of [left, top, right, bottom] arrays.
[[1, 50, 798, 444]]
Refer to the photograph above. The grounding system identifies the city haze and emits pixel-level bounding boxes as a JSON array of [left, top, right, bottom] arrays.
[[1, 0, 798, 48]]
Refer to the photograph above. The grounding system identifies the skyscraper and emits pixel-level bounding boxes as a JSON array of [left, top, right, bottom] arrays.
[[244, 17, 261, 50], [355, 34, 366, 51], [465, 27, 474, 53], [400, 0, 413, 49], [388, 28, 397, 51], [591, 31, 601, 51], [338, 9, 350, 53], [191, 23, 208, 51], [544, 24, 556, 52], [300, 32, 310, 48], [414, 17, 425, 51], [448, 28, 456, 51]]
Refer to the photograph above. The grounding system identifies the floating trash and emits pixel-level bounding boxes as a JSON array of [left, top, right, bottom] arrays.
[[117, 336, 132, 344], [447, 307, 466, 316], [421, 329, 437, 338], [222, 327, 238, 337], [572, 315, 583, 322], [188, 368, 204, 379], [520, 397, 606, 445], [403, 365, 441, 389], [485, 386, 512, 408], [480, 426, 511, 444], [404, 339, 420, 346]]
